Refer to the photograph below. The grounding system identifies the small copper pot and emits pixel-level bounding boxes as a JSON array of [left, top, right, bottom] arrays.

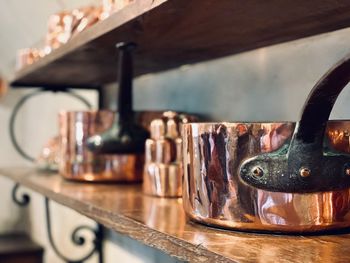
[[183, 54, 350, 233], [58, 110, 164, 182]]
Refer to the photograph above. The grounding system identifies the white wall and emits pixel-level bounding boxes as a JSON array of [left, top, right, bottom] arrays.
[[2, 1, 350, 263]]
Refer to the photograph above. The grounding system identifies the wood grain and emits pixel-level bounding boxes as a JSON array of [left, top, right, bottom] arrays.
[[2, 167, 350, 262], [11, 0, 350, 89]]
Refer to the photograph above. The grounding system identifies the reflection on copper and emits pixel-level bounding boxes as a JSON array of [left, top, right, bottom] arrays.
[[46, 6, 102, 49], [100, 0, 134, 20], [36, 136, 60, 171], [260, 123, 293, 152], [100, 0, 116, 20], [46, 11, 74, 50], [183, 121, 350, 232], [59, 110, 143, 182], [0, 77, 7, 98], [143, 112, 197, 197], [59, 111, 184, 182], [16, 1, 135, 70], [144, 196, 186, 232], [16, 48, 43, 70], [71, 6, 102, 37], [326, 121, 350, 153], [16, 5, 103, 70]]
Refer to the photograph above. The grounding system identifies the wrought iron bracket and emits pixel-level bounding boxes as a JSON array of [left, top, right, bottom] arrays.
[[44, 197, 104, 263], [12, 183, 30, 206], [11, 183, 103, 263]]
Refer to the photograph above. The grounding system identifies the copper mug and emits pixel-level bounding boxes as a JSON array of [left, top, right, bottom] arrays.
[[59, 110, 167, 182], [182, 54, 350, 233]]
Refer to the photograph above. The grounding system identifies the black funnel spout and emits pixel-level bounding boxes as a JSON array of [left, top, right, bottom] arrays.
[[86, 42, 149, 154]]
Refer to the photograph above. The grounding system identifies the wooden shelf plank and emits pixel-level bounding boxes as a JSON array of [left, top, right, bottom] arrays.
[[2, 167, 350, 263], [11, 0, 350, 89]]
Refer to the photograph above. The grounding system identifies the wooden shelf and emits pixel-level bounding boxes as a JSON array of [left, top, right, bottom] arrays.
[[11, 0, 350, 89], [2, 167, 350, 263]]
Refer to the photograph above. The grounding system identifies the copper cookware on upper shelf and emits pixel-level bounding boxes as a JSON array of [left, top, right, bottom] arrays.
[[182, 54, 350, 233]]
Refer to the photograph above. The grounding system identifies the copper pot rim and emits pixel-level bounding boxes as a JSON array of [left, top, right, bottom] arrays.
[[183, 120, 350, 126], [59, 109, 112, 113], [58, 109, 188, 115]]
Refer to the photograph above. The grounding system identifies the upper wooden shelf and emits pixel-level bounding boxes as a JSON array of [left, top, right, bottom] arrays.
[[11, 0, 350, 89], [2, 167, 350, 263]]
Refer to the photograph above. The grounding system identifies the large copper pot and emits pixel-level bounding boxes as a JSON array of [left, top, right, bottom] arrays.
[[182, 54, 350, 233], [59, 110, 164, 182]]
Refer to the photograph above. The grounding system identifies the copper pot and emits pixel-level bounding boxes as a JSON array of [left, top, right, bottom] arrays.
[[182, 54, 350, 233], [59, 110, 165, 182]]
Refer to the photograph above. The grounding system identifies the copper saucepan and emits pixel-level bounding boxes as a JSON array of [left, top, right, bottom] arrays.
[[59, 110, 169, 182], [182, 54, 350, 233]]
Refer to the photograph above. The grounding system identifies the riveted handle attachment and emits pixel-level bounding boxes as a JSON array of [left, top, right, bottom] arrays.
[[240, 54, 350, 192]]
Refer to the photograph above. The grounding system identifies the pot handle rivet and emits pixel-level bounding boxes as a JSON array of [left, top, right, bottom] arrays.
[[252, 167, 264, 177], [345, 168, 350, 176], [299, 167, 311, 177]]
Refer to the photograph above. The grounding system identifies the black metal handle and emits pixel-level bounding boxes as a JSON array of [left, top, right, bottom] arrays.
[[240, 54, 350, 192], [86, 42, 149, 154], [117, 42, 136, 124], [294, 54, 350, 144]]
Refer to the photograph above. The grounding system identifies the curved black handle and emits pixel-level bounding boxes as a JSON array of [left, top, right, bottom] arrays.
[[240, 54, 350, 192], [288, 54, 350, 170], [295, 54, 350, 144]]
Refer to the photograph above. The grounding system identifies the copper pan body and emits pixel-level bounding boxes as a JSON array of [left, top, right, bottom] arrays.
[[59, 111, 166, 182], [182, 121, 350, 233]]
